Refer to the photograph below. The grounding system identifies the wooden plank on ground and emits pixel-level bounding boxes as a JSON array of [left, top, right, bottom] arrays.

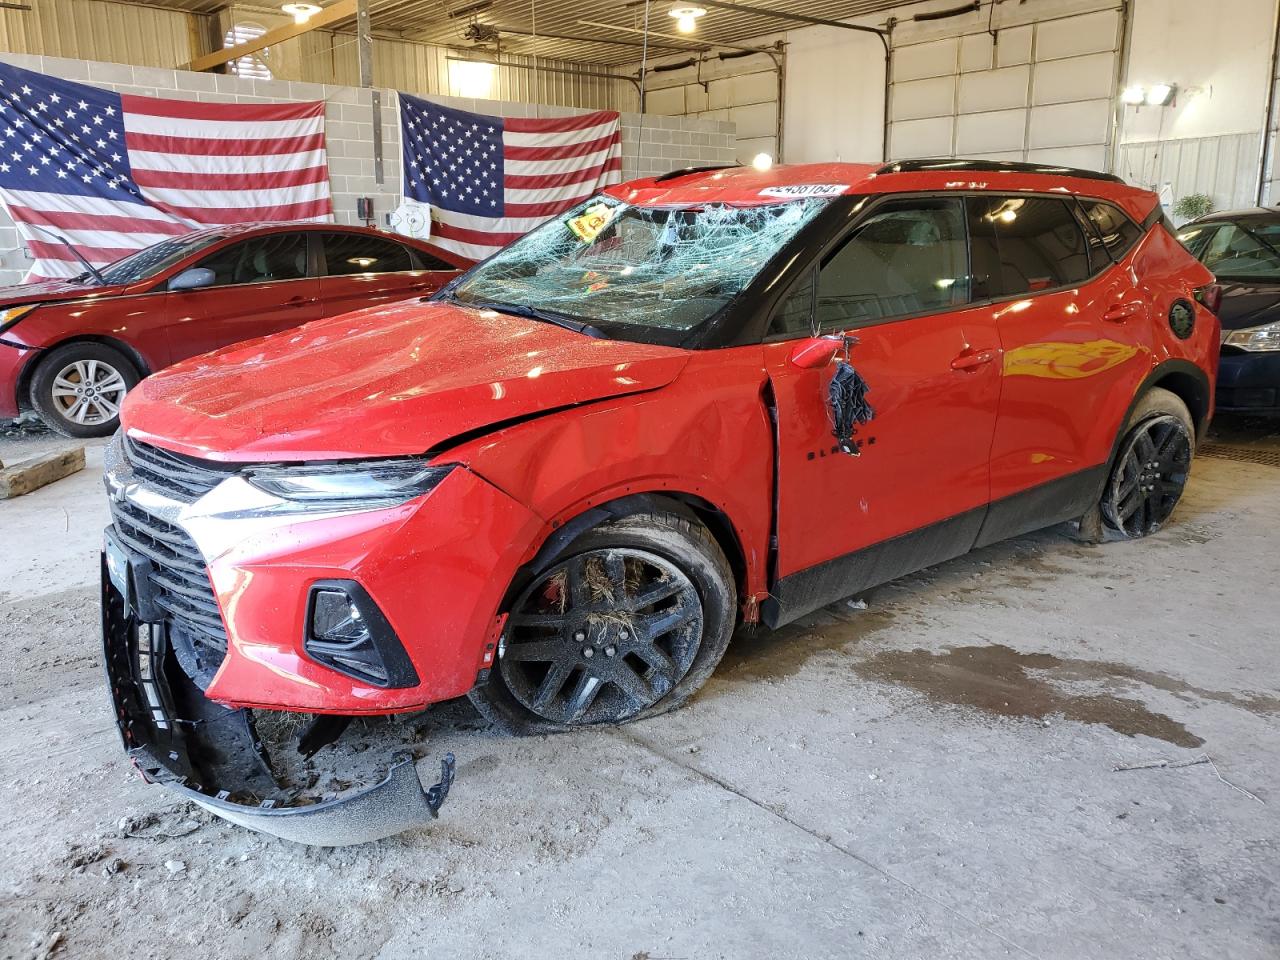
[[0, 447, 86, 499]]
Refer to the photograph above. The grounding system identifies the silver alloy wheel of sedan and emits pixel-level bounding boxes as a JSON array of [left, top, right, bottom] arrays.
[[50, 358, 129, 426]]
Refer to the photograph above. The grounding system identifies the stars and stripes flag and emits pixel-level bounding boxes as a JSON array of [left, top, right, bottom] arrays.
[[0, 59, 332, 281], [399, 93, 622, 261]]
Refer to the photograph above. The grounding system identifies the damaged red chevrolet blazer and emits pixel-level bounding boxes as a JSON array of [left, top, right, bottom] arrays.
[[102, 160, 1219, 844]]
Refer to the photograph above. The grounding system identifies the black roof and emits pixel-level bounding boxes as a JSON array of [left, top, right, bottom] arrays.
[[1191, 207, 1280, 223], [876, 158, 1124, 184]]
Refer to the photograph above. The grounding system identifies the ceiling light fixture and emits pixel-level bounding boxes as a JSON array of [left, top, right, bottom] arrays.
[[668, 5, 706, 33], [752, 152, 772, 171], [1120, 85, 1145, 105], [281, 2, 321, 24], [1145, 83, 1176, 106]]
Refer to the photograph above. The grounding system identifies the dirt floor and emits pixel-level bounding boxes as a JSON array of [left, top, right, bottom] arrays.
[[0, 415, 1277, 960]]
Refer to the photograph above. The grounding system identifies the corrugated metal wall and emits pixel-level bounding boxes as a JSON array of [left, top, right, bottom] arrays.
[[0, 0, 205, 68], [1118, 133, 1262, 221]]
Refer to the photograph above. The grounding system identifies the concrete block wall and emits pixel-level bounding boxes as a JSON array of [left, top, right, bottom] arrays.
[[0, 53, 737, 286]]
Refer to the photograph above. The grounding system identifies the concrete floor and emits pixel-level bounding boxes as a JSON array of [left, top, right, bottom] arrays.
[[0, 419, 1277, 960]]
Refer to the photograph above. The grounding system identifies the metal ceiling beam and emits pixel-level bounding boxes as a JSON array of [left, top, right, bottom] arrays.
[[640, 0, 889, 46], [182, 0, 358, 72], [479, 23, 697, 52]]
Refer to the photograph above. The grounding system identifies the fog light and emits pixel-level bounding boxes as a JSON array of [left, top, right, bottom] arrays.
[[304, 581, 420, 689]]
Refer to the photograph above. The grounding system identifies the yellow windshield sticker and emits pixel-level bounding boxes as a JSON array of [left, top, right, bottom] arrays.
[[567, 203, 617, 243]]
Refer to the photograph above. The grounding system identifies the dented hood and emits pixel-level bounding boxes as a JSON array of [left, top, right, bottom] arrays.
[[122, 299, 690, 462]]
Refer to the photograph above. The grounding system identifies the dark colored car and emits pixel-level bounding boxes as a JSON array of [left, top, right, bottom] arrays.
[[0, 223, 469, 437], [100, 159, 1218, 844], [1178, 209, 1280, 414]]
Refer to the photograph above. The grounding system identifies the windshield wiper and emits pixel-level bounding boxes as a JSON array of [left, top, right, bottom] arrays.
[[27, 225, 107, 286], [454, 297, 608, 339]]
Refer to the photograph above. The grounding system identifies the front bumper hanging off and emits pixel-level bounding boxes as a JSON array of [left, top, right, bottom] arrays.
[[101, 554, 455, 846]]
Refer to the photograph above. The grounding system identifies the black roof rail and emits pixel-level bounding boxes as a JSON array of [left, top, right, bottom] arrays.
[[653, 164, 741, 182], [876, 158, 1124, 184]]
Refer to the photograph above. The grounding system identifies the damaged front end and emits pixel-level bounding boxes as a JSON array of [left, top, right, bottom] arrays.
[[101, 557, 455, 846]]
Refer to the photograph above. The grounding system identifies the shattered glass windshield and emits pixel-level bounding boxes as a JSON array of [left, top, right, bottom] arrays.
[[447, 195, 831, 342]]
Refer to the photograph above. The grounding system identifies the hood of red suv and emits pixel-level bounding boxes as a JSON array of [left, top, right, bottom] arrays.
[[123, 299, 690, 462]]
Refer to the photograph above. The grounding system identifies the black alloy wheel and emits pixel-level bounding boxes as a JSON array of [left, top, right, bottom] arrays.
[[499, 547, 704, 726], [1102, 413, 1193, 537]]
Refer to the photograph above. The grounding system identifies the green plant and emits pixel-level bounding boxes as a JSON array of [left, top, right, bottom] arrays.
[[1173, 193, 1213, 221]]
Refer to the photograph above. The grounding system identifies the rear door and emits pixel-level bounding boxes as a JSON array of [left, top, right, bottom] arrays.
[[164, 231, 321, 362], [973, 194, 1150, 533], [316, 231, 450, 316], [764, 196, 1002, 616]]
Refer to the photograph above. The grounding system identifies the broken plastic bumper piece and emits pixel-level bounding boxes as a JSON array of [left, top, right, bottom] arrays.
[[101, 554, 455, 846]]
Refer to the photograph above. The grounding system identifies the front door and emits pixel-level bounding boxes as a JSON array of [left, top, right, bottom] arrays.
[[763, 196, 1002, 625], [164, 231, 321, 363]]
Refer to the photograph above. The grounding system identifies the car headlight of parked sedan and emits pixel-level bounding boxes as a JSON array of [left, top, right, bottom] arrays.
[[245, 459, 456, 510], [1223, 321, 1280, 352]]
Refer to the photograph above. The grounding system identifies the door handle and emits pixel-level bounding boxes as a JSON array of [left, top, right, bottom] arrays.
[[1103, 301, 1143, 323], [284, 296, 312, 308], [951, 348, 998, 371]]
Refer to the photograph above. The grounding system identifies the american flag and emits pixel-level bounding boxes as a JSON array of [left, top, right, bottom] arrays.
[[0, 60, 332, 281], [399, 93, 622, 261]]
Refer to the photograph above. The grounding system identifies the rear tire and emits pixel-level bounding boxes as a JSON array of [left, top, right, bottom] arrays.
[[469, 510, 737, 735], [29, 342, 140, 438], [1098, 387, 1195, 539]]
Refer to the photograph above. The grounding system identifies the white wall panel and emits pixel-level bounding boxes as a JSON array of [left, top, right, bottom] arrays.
[[891, 75, 956, 121], [1027, 99, 1112, 149], [1033, 52, 1114, 105], [893, 38, 958, 82], [1034, 9, 1119, 60], [891, 116, 954, 158], [958, 66, 1030, 113], [996, 26, 1034, 67], [956, 109, 1027, 154], [959, 33, 994, 73], [1027, 144, 1109, 170]]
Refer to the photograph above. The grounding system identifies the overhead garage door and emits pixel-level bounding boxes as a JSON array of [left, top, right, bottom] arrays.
[[888, 2, 1123, 172]]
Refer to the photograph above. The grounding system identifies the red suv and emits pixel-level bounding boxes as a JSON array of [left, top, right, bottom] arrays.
[[0, 223, 467, 436], [101, 160, 1218, 844]]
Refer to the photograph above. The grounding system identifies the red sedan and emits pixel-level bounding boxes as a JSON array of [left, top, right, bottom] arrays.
[[0, 223, 468, 436], [102, 160, 1218, 843]]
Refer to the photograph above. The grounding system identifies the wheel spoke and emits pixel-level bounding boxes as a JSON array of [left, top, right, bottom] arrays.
[[84, 359, 99, 385], [97, 372, 126, 394], [93, 396, 120, 419], [566, 557, 591, 609], [609, 663, 654, 709], [1135, 428, 1157, 463], [637, 603, 696, 640], [1117, 486, 1143, 522], [68, 398, 89, 423], [531, 660, 573, 712], [629, 577, 684, 610], [632, 643, 676, 682], [564, 672, 604, 722], [502, 639, 564, 663]]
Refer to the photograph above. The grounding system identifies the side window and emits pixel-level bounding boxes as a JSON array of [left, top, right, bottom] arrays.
[[409, 247, 456, 271], [194, 233, 308, 287], [767, 269, 816, 338], [814, 197, 968, 330], [1078, 199, 1145, 262], [321, 233, 413, 276], [1176, 224, 1219, 260], [967, 196, 1091, 296]]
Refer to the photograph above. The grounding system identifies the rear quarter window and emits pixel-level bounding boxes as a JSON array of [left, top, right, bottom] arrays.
[[1078, 199, 1145, 262]]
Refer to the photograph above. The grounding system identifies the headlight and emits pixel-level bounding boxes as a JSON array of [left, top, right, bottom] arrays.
[[0, 304, 37, 334], [245, 459, 455, 509], [1224, 321, 1280, 352]]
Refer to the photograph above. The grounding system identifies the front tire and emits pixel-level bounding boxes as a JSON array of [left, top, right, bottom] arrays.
[[1099, 387, 1195, 538], [29, 342, 140, 438], [469, 510, 737, 735]]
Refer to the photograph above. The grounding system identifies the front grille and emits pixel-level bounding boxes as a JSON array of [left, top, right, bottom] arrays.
[[108, 496, 227, 688], [123, 436, 236, 503]]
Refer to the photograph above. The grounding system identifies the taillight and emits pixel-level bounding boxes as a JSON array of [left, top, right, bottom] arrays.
[[1194, 283, 1223, 315]]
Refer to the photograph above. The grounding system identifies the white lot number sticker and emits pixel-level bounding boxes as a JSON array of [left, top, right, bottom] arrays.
[[758, 184, 848, 199]]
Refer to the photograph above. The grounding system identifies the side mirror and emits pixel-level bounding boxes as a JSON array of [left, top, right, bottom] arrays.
[[168, 267, 216, 292], [788, 336, 842, 369]]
